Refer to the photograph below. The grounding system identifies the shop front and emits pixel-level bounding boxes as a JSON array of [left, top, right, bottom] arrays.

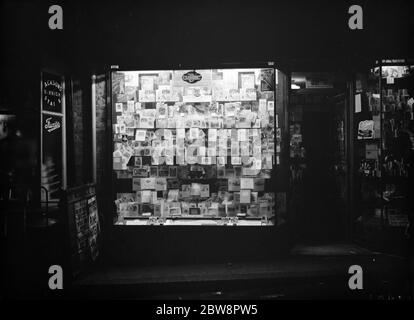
[[94, 64, 291, 265], [88, 60, 414, 266], [26, 58, 412, 271], [352, 59, 414, 255], [285, 62, 413, 253]]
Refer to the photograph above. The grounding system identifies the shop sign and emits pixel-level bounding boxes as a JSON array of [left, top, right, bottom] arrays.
[[305, 73, 333, 89], [44, 116, 61, 133], [41, 114, 62, 201], [43, 72, 63, 113], [182, 70, 202, 84], [172, 69, 212, 88]]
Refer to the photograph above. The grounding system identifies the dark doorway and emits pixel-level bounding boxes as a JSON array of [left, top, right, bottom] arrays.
[[302, 107, 340, 240], [289, 73, 349, 242], [302, 109, 331, 238]]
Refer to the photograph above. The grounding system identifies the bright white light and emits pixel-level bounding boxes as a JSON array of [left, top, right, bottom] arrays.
[[291, 84, 300, 90]]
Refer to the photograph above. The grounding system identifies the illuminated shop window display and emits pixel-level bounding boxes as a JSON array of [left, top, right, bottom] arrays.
[[112, 68, 282, 226]]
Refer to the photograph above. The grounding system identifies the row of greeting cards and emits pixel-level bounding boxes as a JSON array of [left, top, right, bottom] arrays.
[[112, 69, 275, 102], [113, 128, 275, 170], [112, 69, 278, 221], [115, 190, 274, 219], [113, 100, 276, 132]]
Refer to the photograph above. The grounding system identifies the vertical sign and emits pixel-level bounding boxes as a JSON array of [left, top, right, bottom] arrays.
[[42, 114, 63, 200], [41, 71, 66, 201], [43, 73, 63, 113]]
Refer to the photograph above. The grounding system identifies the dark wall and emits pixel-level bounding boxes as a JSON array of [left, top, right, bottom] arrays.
[[1, 0, 74, 201], [108, 225, 293, 267], [4, 0, 413, 76], [66, 76, 94, 188], [3, 0, 414, 112], [69, 0, 414, 72]]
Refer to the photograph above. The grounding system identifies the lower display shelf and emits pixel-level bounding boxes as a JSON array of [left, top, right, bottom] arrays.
[[115, 216, 273, 226]]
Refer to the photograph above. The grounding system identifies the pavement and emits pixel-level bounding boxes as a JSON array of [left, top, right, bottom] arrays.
[[66, 243, 413, 300]]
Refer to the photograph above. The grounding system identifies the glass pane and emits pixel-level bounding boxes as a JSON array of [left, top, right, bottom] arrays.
[[111, 68, 282, 226]]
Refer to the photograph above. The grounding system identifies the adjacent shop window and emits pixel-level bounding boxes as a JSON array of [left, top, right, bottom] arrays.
[[353, 63, 414, 242], [111, 68, 280, 226]]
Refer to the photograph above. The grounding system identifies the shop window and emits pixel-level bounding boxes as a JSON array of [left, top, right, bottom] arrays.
[[111, 68, 284, 226]]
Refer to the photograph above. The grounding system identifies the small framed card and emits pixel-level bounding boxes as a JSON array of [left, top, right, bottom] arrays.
[[240, 177, 254, 189], [200, 184, 210, 198], [115, 103, 123, 113], [240, 190, 251, 204]]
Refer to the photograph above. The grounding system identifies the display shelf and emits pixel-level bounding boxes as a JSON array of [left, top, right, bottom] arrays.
[[353, 60, 413, 250], [117, 219, 270, 226], [122, 215, 273, 220]]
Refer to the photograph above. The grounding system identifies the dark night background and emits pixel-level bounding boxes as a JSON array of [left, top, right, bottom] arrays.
[[1, 0, 413, 110], [2, 0, 414, 73]]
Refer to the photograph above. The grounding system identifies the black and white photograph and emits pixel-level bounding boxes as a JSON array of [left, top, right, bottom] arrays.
[[1, 0, 414, 309]]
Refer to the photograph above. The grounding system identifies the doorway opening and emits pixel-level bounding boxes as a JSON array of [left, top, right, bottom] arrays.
[[288, 72, 349, 242]]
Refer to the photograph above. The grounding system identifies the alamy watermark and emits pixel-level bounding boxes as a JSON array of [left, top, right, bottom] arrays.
[[48, 265, 63, 290], [47, 5, 363, 31], [348, 265, 363, 290], [48, 5, 63, 30]]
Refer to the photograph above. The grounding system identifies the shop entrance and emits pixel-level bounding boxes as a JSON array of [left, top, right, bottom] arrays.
[[289, 72, 349, 242], [302, 109, 332, 239]]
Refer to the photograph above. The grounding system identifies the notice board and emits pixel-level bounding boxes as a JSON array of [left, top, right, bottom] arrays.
[[63, 183, 101, 278]]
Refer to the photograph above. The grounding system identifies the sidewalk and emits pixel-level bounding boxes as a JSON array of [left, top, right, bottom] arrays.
[[69, 243, 411, 299]]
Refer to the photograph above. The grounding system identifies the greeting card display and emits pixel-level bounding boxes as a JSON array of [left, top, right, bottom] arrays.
[[112, 68, 279, 225]]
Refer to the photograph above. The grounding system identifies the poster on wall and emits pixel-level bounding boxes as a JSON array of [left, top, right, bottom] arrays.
[[64, 184, 101, 277], [42, 72, 63, 113], [41, 114, 62, 200]]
